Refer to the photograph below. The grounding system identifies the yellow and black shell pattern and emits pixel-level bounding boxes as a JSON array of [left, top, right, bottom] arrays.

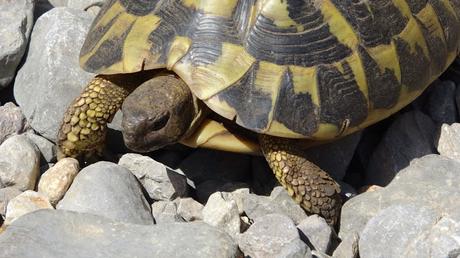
[[79, 0, 460, 140]]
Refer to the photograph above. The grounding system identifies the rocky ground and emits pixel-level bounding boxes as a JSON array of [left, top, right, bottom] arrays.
[[0, 0, 459, 257]]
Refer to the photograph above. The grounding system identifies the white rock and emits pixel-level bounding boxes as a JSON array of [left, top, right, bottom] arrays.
[[0, 135, 40, 191], [177, 197, 204, 221], [437, 123, 460, 161], [202, 192, 241, 239], [38, 157, 79, 205], [4, 190, 53, 225]]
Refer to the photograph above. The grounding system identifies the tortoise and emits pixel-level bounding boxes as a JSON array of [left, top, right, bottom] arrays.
[[57, 0, 460, 225]]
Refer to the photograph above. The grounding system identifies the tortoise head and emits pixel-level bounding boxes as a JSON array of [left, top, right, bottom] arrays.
[[121, 73, 197, 152]]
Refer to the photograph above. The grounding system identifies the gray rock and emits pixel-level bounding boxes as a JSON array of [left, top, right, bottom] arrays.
[[196, 179, 249, 203], [118, 153, 188, 201], [0, 209, 240, 258], [437, 123, 460, 161], [0, 135, 40, 191], [427, 80, 458, 124], [202, 192, 241, 238], [238, 214, 310, 258], [57, 161, 154, 225], [4, 190, 53, 225], [0, 103, 29, 144], [365, 111, 436, 186], [26, 132, 56, 162], [151, 201, 184, 224], [14, 7, 95, 141], [332, 233, 359, 258], [177, 197, 203, 221], [179, 149, 251, 185], [359, 204, 439, 258], [340, 154, 460, 242], [303, 132, 362, 180], [297, 215, 337, 254], [407, 216, 460, 258], [0, 0, 35, 88], [0, 187, 22, 217], [242, 186, 308, 225], [37, 157, 79, 205]]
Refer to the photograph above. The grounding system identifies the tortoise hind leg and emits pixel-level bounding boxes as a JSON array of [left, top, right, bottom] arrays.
[[259, 134, 341, 225]]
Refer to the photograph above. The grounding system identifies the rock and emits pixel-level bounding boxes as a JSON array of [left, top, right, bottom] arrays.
[[202, 192, 241, 239], [359, 204, 439, 258], [151, 201, 184, 224], [4, 190, 53, 225], [427, 80, 458, 124], [340, 154, 460, 242], [297, 215, 337, 254], [26, 132, 56, 162], [14, 7, 95, 141], [437, 123, 460, 160], [303, 132, 362, 180], [365, 111, 436, 186], [0, 209, 240, 258], [179, 149, 251, 185], [57, 161, 154, 225], [238, 214, 310, 258], [195, 179, 249, 203], [37, 157, 79, 205], [0, 102, 29, 144], [118, 153, 188, 201], [407, 216, 460, 257], [0, 187, 22, 217], [242, 186, 308, 225], [0, 134, 40, 191], [68, 0, 106, 16], [177, 197, 203, 221], [0, 0, 35, 88], [332, 233, 359, 258]]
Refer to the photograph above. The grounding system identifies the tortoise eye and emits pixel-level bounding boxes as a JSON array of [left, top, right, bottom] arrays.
[[149, 113, 170, 131]]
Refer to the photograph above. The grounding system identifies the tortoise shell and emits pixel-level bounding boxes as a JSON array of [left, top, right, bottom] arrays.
[[79, 0, 460, 139]]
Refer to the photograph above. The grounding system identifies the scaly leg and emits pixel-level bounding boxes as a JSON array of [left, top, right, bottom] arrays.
[[259, 134, 342, 225]]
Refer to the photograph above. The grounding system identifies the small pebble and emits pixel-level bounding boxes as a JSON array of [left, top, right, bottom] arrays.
[[4, 190, 53, 225]]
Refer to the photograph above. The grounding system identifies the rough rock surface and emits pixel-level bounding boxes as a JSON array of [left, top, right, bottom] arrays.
[[151, 200, 184, 224], [0, 187, 22, 217], [242, 186, 308, 225], [437, 123, 460, 160], [297, 215, 337, 254], [177, 197, 203, 222], [14, 7, 94, 141], [0, 103, 29, 144], [202, 192, 241, 239], [238, 214, 311, 258], [57, 161, 153, 225], [341, 155, 460, 255], [0, 209, 240, 258], [359, 204, 439, 258], [4, 190, 53, 225], [0, 0, 35, 88], [26, 132, 56, 163], [0, 134, 40, 191], [118, 153, 188, 201], [38, 157, 79, 205]]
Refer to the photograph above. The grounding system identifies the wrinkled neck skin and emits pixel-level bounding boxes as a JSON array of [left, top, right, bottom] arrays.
[[120, 71, 207, 153]]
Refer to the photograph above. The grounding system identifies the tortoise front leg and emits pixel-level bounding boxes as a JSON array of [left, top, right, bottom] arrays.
[[259, 135, 341, 225], [57, 76, 129, 160]]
